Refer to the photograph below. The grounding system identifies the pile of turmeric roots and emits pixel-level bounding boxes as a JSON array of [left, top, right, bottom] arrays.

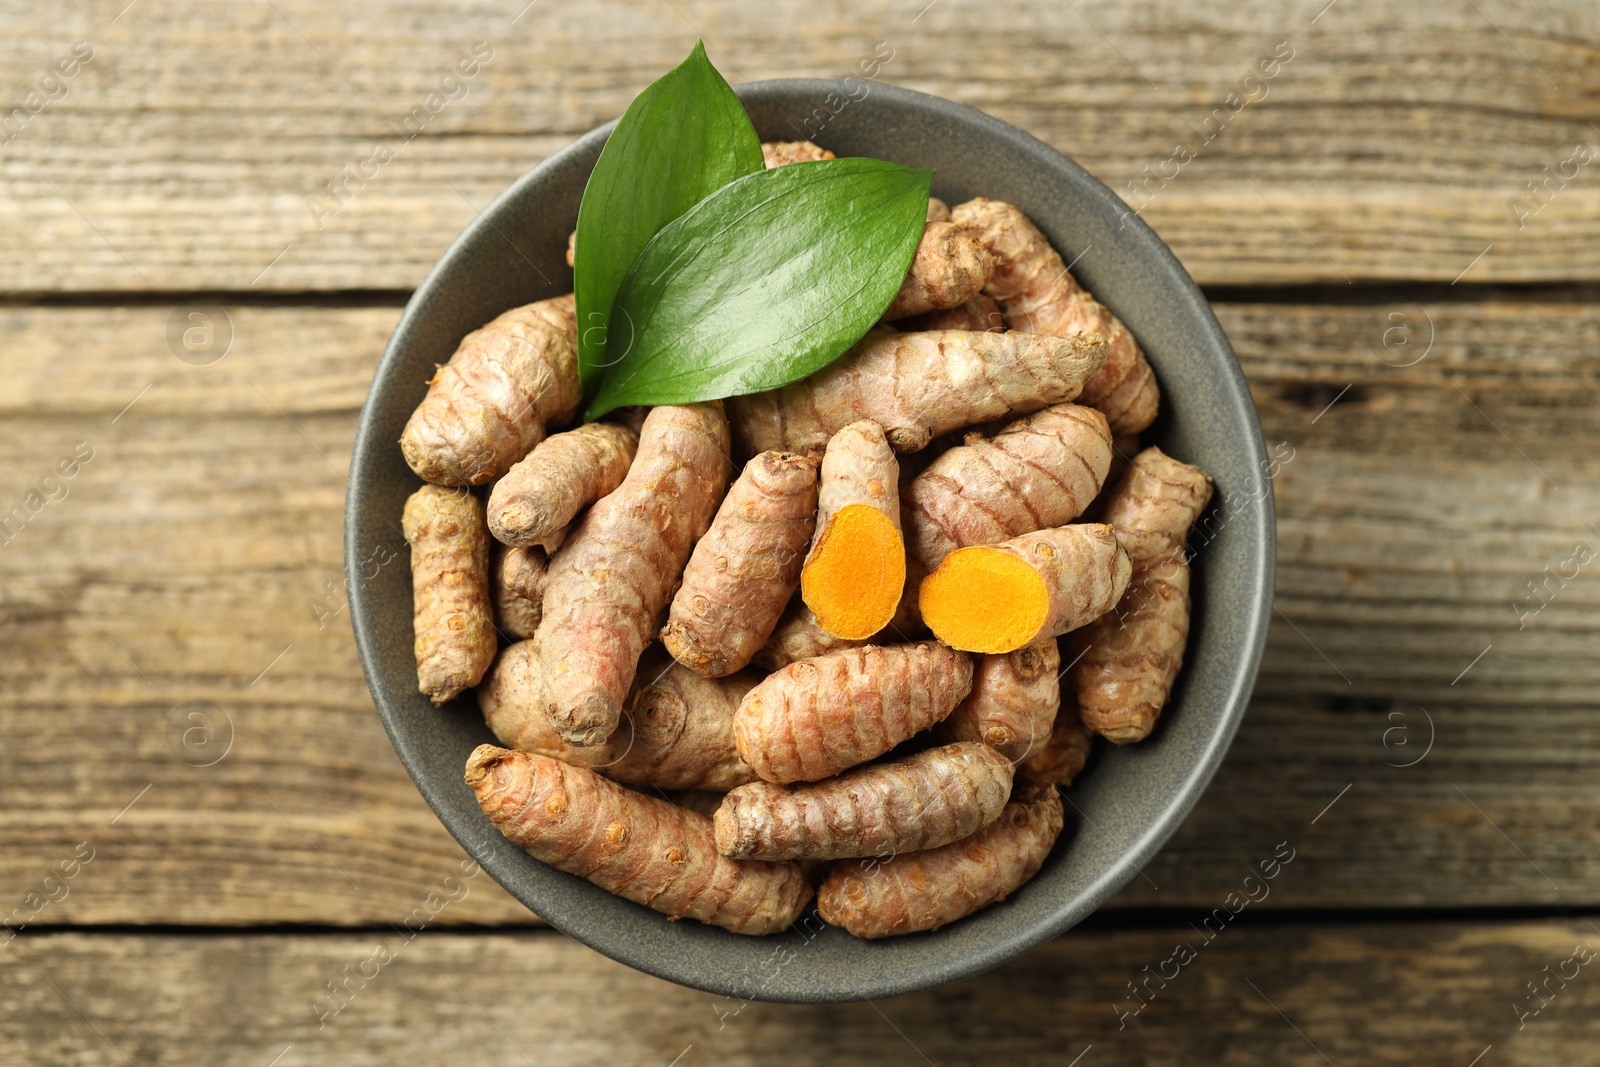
[[400, 142, 1213, 940]]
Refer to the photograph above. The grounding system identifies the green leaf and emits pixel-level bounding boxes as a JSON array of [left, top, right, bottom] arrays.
[[573, 40, 763, 394], [587, 158, 933, 418]]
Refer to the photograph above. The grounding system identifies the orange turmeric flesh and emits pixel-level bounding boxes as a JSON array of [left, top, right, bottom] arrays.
[[801, 503, 906, 640], [920, 525, 1130, 654], [918, 548, 1049, 653], [799, 421, 905, 640]]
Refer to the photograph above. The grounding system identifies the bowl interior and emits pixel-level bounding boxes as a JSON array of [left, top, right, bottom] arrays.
[[347, 79, 1274, 1003]]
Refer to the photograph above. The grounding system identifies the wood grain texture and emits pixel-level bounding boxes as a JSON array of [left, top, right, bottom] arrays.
[[1118, 295, 1600, 908], [1, 299, 1597, 924], [3, 0, 1598, 292], [0, 304, 530, 926], [6, 0, 1596, 1058], [5, 923, 1599, 1064]]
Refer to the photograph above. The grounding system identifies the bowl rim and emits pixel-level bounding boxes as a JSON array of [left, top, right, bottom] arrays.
[[347, 76, 1275, 1002]]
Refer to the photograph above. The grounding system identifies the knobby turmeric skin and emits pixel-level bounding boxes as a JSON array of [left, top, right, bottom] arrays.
[[466, 746, 811, 934], [920, 524, 1131, 654], [534, 403, 732, 745], [904, 403, 1112, 573], [881, 221, 995, 321], [728, 328, 1107, 457], [663, 450, 819, 677], [939, 637, 1061, 764], [714, 742, 1013, 861], [480, 642, 758, 791], [734, 641, 973, 784], [402, 485, 496, 704], [1071, 447, 1214, 743], [953, 198, 1159, 436], [1081, 433, 1141, 523], [489, 543, 548, 640], [801, 421, 905, 640], [487, 422, 637, 547], [400, 294, 581, 486], [1020, 688, 1094, 786], [1071, 557, 1192, 744], [1100, 446, 1215, 566], [817, 782, 1064, 938]]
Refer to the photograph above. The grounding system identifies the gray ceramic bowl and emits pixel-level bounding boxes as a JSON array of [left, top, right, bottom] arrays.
[[347, 79, 1274, 1003]]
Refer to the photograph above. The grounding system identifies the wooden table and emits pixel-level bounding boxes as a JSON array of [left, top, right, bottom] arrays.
[[4, 1, 1597, 1062]]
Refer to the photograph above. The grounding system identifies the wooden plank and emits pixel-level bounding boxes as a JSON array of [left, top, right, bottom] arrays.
[[4, 0, 1599, 292], [1141, 297, 1600, 905], [1, 300, 1597, 925], [5, 923, 1599, 1064], [0, 304, 533, 926]]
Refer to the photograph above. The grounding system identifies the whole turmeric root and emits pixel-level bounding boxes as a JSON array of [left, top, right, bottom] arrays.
[[1020, 688, 1094, 786], [881, 222, 996, 321], [903, 293, 1003, 333], [402, 485, 496, 704], [487, 422, 638, 548], [400, 295, 581, 486], [480, 642, 757, 791], [939, 637, 1061, 764], [728, 328, 1107, 457], [904, 404, 1112, 573], [466, 746, 811, 935], [817, 782, 1064, 938], [534, 403, 732, 745], [662, 450, 819, 678], [762, 140, 835, 167], [490, 543, 548, 640], [952, 198, 1159, 436], [1071, 447, 1213, 743], [801, 421, 905, 640], [920, 524, 1130, 654], [734, 641, 973, 784], [713, 742, 1013, 861]]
